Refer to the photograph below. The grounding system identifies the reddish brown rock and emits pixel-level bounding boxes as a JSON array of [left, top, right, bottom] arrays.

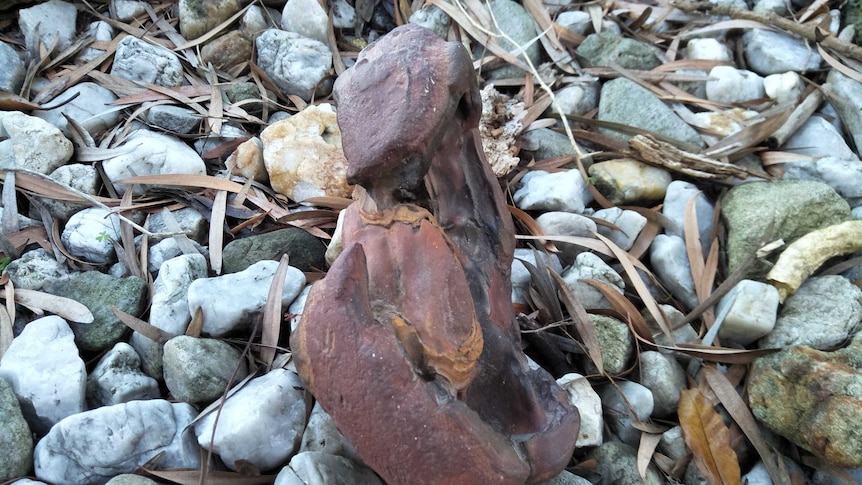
[[291, 24, 579, 485]]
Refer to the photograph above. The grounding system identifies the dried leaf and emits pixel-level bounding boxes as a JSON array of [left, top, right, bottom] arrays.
[[702, 366, 790, 484], [583, 278, 653, 343], [0, 305, 13, 359], [638, 432, 662, 479], [141, 468, 275, 485], [209, 190, 228, 275], [11, 289, 94, 323], [550, 271, 603, 370], [113, 306, 171, 343], [186, 306, 203, 338], [651, 342, 778, 364], [261, 254, 290, 371], [116, 174, 246, 193], [678, 388, 741, 485]]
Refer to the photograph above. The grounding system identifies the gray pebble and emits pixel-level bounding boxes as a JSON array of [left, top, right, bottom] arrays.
[[146, 105, 202, 134], [556, 373, 603, 447], [281, 0, 329, 43], [743, 29, 822, 75], [599, 381, 654, 446], [662, 180, 715, 257], [163, 335, 248, 404], [561, 252, 624, 310], [593, 207, 647, 251], [274, 451, 384, 485], [5, 248, 71, 291], [638, 351, 686, 417], [18, 0, 77, 52], [716, 279, 779, 346], [0, 41, 24, 93], [0, 377, 33, 482], [514, 170, 590, 213], [61, 208, 122, 264], [706, 66, 765, 104]]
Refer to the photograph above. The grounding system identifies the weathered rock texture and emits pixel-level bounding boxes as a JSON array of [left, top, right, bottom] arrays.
[[291, 24, 579, 485]]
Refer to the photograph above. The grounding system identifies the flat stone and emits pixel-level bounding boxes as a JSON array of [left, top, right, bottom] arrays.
[[518, 128, 579, 161], [41, 271, 147, 353], [686, 37, 732, 61], [408, 4, 449, 37], [760, 276, 862, 349], [195, 368, 308, 471], [187, 260, 306, 336], [556, 10, 591, 35], [544, 79, 599, 118], [662, 180, 715, 257], [86, 342, 159, 407], [78, 20, 114, 62], [599, 381, 654, 446], [227, 137, 268, 183], [146, 207, 209, 244], [705, 66, 765, 104], [281, 0, 329, 43], [584, 314, 634, 375], [43, 164, 100, 220], [163, 335, 248, 404], [828, 69, 862, 153], [513, 169, 590, 213], [255, 29, 332, 102], [102, 128, 206, 195], [200, 30, 252, 71], [178, 0, 240, 40], [298, 402, 358, 458], [111, 0, 148, 21], [240, 5, 280, 39], [146, 105, 202, 134], [743, 29, 822, 75], [716, 279, 780, 346], [587, 441, 663, 485], [561, 252, 624, 310], [593, 207, 647, 251], [782, 116, 856, 161], [34, 400, 201, 484], [482, 0, 541, 80], [33, 82, 119, 135], [18, 0, 77, 52], [261, 104, 352, 201], [0, 377, 33, 482], [0, 41, 24, 93], [650, 234, 698, 309], [534, 211, 597, 262], [111, 36, 184, 86], [638, 351, 686, 418], [598, 78, 704, 148], [60, 207, 122, 265], [576, 31, 661, 70], [0, 111, 72, 174], [721, 180, 852, 278], [783, 157, 862, 209], [274, 452, 384, 485], [0, 316, 86, 434], [222, 228, 327, 273], [556, 373, 603, 447], [587, 158, 671, 206], [748, 343, 862, 467], [131, 253, 208, 379], [5, 248, 71, 290], [764, 71, 804, 105]]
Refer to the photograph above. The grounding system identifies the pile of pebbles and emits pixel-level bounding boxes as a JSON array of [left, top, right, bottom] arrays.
[[1, 0, 862, 484]]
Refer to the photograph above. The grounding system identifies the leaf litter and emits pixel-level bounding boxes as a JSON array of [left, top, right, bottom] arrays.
[[1, 0, 861, 483]]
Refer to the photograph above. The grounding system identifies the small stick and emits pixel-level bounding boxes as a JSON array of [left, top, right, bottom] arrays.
[[766, 85, 825, 148], [671, 0, 862, 63]]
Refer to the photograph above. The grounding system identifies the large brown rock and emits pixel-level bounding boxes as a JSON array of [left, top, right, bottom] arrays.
[[748, 341, 862, 467], [291, 24, 579, 484]]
